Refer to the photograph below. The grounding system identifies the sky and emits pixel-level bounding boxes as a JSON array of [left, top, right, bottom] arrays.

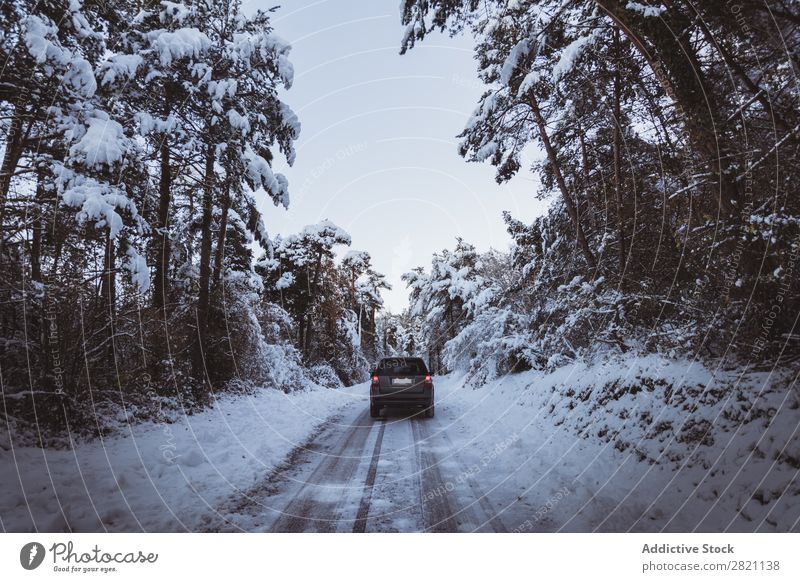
[[244, 0, 548, 312]]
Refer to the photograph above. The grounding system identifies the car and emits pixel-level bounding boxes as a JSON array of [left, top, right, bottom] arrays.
[[369, 357, 434, 419]]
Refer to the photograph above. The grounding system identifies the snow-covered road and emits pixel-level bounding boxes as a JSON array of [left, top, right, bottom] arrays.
[[203, 378, 516, 532], [203, 364, 800, 533], [4, 360, 797, 532], [199, 372, 655, 533], [207, 408, 509, 532]]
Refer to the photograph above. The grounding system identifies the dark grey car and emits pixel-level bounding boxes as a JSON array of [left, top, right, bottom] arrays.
[[369, 357, 434, 418]]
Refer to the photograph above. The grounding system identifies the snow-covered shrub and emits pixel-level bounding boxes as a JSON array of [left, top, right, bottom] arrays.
[[307, 363, 343, 389]]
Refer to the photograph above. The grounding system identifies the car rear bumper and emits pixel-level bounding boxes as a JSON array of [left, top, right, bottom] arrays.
[[371, 393, 432, 407]]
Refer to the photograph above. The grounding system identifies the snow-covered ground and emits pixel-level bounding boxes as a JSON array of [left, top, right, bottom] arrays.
[[435, 355, 799, 532], [0, 383, 363, 532], [2, 355, 797, 532]]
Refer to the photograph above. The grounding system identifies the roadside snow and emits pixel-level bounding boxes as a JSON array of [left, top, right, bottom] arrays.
[[435, 355, 799, 532], [0, 383, 365, 532], [3, 355, 796, 533]]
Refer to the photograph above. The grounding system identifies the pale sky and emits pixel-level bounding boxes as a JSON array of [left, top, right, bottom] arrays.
[[245, 0, 548, 312]]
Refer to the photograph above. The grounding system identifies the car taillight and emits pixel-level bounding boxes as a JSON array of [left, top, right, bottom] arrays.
[[371, 375, 379, 386], [424, 374, 432, 384]]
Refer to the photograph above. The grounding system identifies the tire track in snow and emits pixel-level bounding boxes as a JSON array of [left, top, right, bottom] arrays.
[[198, 410, 349, 532], [437, 426, 508, 532], [412, 416, 459, 532], [270, 408, 375, 532], [356, 410, 424, 531], [352, 419, 386, 532]]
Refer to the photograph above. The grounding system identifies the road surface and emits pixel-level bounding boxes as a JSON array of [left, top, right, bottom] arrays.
[[198, 371, 786, 533], [203, 381, 523, 532]]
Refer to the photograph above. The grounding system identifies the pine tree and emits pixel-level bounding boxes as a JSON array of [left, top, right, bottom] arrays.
[[399, 0, 800, 361]]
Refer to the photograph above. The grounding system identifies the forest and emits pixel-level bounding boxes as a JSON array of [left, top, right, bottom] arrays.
[[389, 0, 799, 382], [1, 0, 798, 441], [0, 1, 392, 440]]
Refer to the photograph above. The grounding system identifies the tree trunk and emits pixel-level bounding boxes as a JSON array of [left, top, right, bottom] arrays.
[[349, 273, 358, 313], [212, 183, 231, 288], [578, 129, 595, 230], [187, 188, 195, 251], [99, 232, 117, 366], [192, 140, 215, 387], [0, 99, 26, 227], [31, 170, 44, 374], [31, 171, 44, 284], [152, 141, 172, 310], [100, 232, 116, 312], [302, 252, 323, 359], [595, 0, 739, 218], [612, 28, 628, 277], [527, 95, 597, 269]]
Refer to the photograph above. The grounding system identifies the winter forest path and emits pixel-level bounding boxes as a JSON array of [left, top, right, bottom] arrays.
[[200, 369, 794, 533], [203, 376, 525, 532]]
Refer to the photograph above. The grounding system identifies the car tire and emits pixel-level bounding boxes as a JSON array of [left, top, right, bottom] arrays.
[[425, 403, 434, 418], [370, 404, 380, 418]]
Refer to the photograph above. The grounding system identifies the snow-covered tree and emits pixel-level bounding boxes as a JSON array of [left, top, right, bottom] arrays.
[[342, 249, 391, 360], [259, 222, 391, 383], [403, 238, 485, 372], [400, 0, 800, 363], [0, 0, 309, 430], [261, 220, 350, 356]]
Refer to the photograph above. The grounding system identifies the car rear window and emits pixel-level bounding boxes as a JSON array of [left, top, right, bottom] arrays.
[[375, 358, 428, 376]]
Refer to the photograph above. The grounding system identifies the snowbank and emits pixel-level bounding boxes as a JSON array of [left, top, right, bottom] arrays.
[[438, 354, 799, 531], [0, 383, 365, 532]]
